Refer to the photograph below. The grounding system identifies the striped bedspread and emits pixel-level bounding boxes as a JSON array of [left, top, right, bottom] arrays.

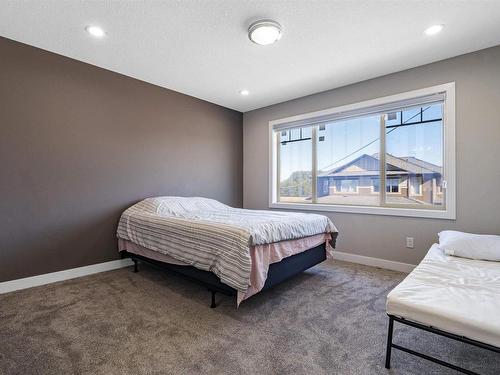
[[117, 197, 337, 292]]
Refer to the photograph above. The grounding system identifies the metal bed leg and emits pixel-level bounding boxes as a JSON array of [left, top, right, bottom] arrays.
[[210, 290, 216, 308], [385, 315, 499, 374], [385, 316, 394, 369], [133, 258, 138, 273]]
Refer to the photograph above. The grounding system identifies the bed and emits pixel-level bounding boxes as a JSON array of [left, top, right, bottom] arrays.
[[117, 196, 338, 307], [385, 244, 500, 374]]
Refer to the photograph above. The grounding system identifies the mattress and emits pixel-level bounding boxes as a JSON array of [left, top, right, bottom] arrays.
[[387, 244, 500, 348], [117, 196, 337, 294]]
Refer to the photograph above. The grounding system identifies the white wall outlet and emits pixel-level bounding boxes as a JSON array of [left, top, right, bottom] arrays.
[[406, 237, 415, 249]]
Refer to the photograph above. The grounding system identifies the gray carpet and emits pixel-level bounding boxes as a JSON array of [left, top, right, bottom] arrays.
[[0, 260, 498, 375]]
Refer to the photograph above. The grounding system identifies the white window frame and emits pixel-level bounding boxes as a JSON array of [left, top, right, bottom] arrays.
[[269, 83, 456, 219]]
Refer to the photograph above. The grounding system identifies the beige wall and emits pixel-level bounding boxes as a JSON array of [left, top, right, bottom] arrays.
[[243, 45, 500, 265]]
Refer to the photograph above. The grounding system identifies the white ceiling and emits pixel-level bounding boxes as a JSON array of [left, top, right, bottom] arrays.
[[1, 1, 500, 112]]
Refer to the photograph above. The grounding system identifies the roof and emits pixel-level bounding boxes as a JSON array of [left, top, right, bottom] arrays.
[[320, 153, 442, 176], [400, 156, 442, 174]]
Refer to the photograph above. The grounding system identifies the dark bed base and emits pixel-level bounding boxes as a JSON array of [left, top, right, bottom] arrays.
[[122, 243, 327, 308], [385, 315, 500, 375]]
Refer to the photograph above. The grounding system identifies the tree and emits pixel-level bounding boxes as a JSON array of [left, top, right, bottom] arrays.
[[280, 171, 312, 197]]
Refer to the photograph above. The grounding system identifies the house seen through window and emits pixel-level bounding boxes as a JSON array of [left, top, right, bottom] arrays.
[[271, 85, 454, 217]]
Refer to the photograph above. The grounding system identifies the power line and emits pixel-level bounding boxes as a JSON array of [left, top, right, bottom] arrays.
[[317, 107, 433, 172]]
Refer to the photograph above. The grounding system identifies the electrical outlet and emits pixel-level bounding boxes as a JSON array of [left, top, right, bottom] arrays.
[[406, 237, 415, 249]]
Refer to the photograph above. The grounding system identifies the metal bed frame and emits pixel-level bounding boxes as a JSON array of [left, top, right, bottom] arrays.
[[385, 315, 500, 375], [122, 241, 328, 308]]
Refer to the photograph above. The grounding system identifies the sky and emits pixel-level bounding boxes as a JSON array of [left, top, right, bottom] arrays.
[[279, 103, 443, 181]]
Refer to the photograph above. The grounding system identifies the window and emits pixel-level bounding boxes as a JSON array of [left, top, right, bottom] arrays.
[[336, 179, 359, 193], [278, 127, 312, 203], [386, 178, 399, 193], [269, 83, 456, 219], [410, 176, 422, 196]]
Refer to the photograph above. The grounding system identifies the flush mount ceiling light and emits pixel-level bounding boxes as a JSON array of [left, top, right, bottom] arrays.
[[248, 20, 282, 45], [85, 25, 106, 38], [240, 89, 250, 96], [424, 24, 444, 36]]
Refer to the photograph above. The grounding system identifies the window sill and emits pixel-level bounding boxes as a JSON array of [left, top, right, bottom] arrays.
[[269, 202, 456, 220]]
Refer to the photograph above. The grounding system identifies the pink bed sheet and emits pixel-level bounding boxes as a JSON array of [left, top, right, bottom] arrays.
[[238, 233, 333, 304], [118, 233, 333, 305]]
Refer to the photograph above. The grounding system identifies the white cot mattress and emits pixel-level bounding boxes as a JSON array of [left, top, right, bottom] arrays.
[[387, 244, 500, 348]]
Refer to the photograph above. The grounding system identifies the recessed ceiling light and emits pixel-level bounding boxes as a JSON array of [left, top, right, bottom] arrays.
[[240, 89, 250, 96], [424, 24, 444, 36], [85, 25, 106, 38], [248, 20, 282, 46]]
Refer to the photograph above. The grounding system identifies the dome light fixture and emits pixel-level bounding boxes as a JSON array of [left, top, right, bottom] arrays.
[[248, 20, 282, 46], [240, 89, 250, 96]]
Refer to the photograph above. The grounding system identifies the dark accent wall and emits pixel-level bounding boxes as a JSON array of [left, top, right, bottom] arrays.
[[0, 37, 242, 282]]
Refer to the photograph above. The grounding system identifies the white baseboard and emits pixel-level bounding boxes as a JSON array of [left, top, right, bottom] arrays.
[[0, 252, 414, 294], [0, 258, 134, 294], [332, 251, 415, 273]]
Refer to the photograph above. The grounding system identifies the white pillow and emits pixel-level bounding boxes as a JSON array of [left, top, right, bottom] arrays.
[[438, 230, 500, 261]]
